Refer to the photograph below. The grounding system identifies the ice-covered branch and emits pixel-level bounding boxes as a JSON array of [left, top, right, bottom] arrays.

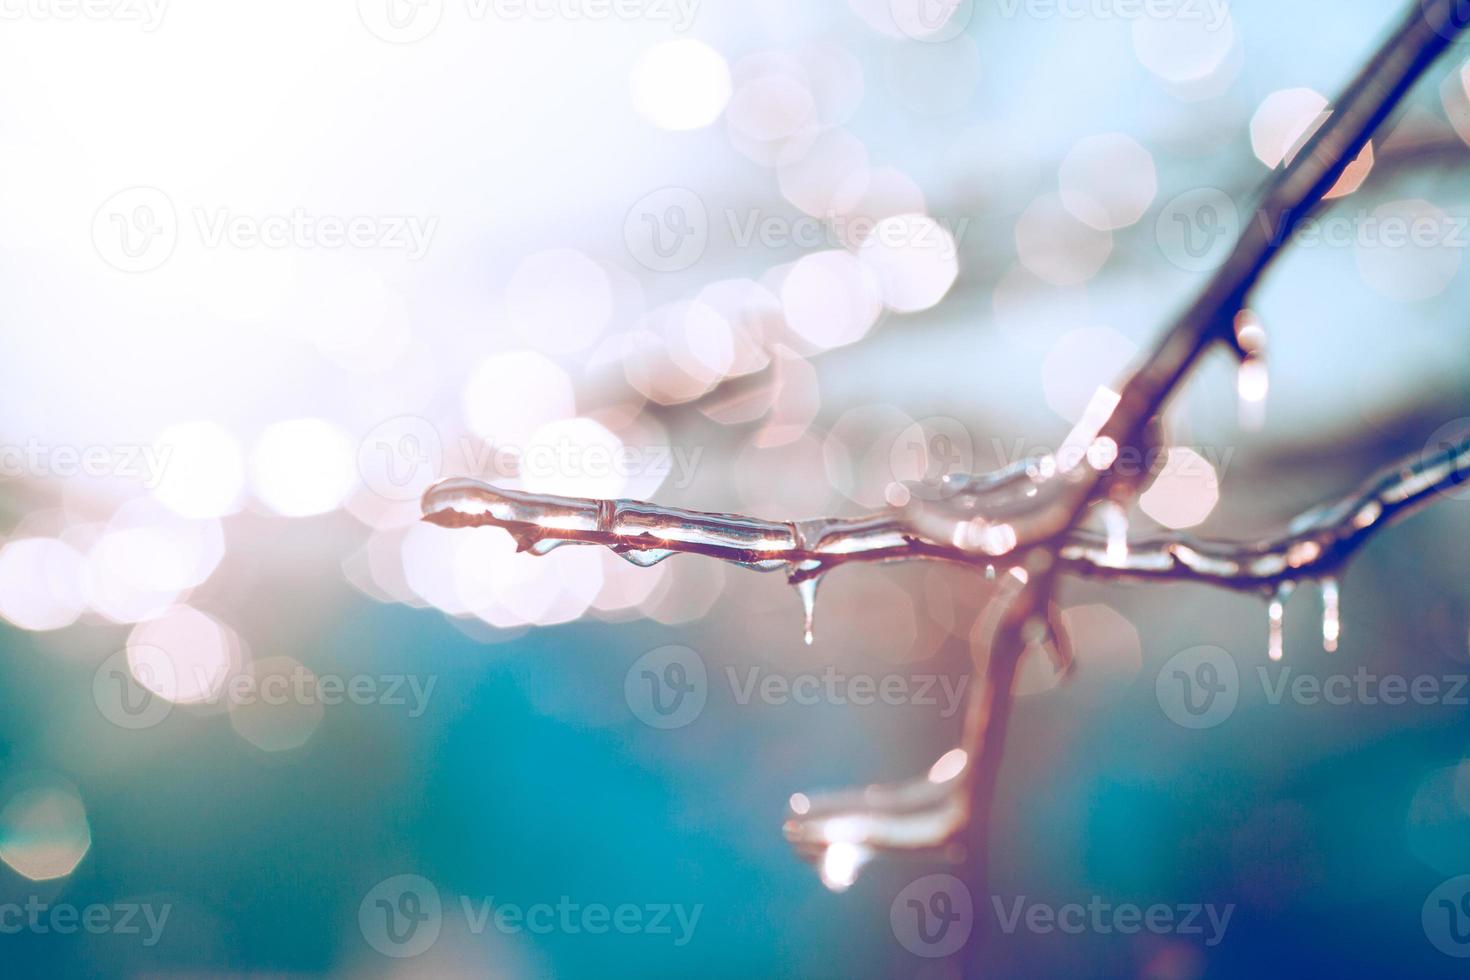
[[1059, 436, 1470, 588], [421, 435, 1470, 594], [420, 432, 1469, 880], [420, 0, 1470, 900]]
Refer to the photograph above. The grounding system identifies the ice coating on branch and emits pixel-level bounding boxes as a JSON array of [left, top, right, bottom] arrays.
[[421, 435, 1470, 593], [784, 748, 971, 892], [419, 434, 1470, 888]]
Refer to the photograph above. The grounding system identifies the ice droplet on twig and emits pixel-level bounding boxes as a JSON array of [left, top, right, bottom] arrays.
[[1321, 577, 1340, 653], [1234, 311, 1268, 431], [792, 573, 821, 646], [1100, 499, 1129, 567], [1237, 358, 1268, 430], [1267, 581, 1295, 661]]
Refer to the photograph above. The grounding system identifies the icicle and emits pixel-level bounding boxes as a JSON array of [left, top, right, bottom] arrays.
[[1234, 311, 1268, 431], [1321, 577, 1340, 653], [1100, 500, 1129, 567], [1267, 581, 1295, 661], [1237, 357, 1268, 430], [794, 575, 821, 646]]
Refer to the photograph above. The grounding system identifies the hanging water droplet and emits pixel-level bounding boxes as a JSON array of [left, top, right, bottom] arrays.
[[1321, 577, 1340, 653], [1267, 581, 1295, 661], [616, 547, 675, 567], [793, 575, 821, 646], [1237, 357, 1268, 431], [1233, 311, 1268, 432], [1101, 500, 1129, 567]]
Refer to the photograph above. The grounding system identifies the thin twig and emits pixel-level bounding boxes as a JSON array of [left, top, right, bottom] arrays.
[[422, 436, 1470, 592], [949, 0, 1470, 920]]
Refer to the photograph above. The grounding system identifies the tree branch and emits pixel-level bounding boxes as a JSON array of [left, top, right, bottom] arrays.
[[419, 0, 1470, 904], [422, 436, 1470, 592]]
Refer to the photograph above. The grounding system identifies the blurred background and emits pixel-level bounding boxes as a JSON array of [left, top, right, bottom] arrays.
[[1, 0, 1470, 975]]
